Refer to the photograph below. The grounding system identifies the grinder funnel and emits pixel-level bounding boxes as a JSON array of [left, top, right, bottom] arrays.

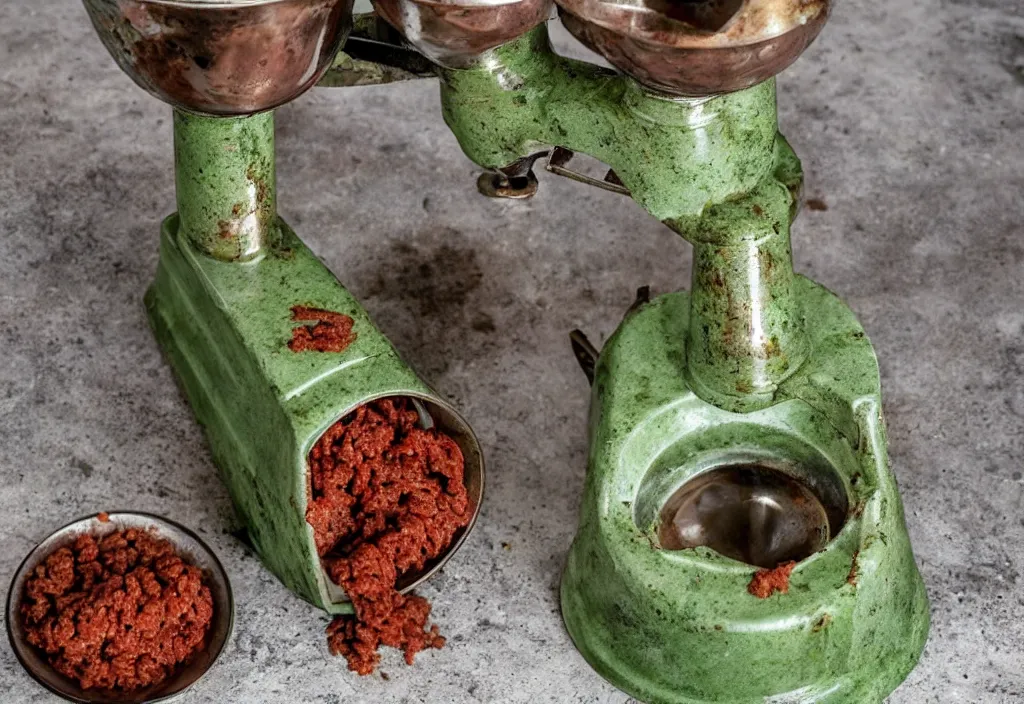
[[554, 0, 831, 95], [370, 0, 553, 68], [82, 0, 355, 115]]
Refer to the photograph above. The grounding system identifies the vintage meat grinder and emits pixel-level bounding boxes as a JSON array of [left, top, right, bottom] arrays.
[[79, 0, 486, 616], [81, 0, 929, 701]]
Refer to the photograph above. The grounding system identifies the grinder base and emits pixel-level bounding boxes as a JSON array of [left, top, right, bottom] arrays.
[[560, 278, 929, 704]]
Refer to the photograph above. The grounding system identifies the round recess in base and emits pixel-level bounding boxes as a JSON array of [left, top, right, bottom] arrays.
[[560, 283, 929, 703], [657, 464, 840, 569], [82, 0, 355, 115]]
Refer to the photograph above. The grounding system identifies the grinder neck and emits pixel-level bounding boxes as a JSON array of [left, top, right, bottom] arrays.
[[645, 89, 809, 412], [173, 110, 279, 262]]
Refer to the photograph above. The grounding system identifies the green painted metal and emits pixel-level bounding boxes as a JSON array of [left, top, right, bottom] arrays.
[[434, 21, 928, 703], [675, 138, 809, 413], [440, 25, 776, 222], [174, 110, 278, 262], [560, 283, 929, 703], [318, 13, 434, 88], [150, 111, 480, 614], [440, 25, 803, 408]]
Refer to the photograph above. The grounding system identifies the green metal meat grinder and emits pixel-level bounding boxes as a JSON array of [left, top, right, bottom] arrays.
[[82, 0, 929, 701], [80, 0, 485, 616]]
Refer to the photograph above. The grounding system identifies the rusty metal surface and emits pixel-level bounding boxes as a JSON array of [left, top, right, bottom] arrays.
[[371, 0, 553, 67], [556, 0, 830, 95], [82, 0, 355, 115]]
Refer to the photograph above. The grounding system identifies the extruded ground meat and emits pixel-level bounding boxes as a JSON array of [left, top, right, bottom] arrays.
[[747, 560, 797, 599], [306, 398, 472, 675], [289, 305, 356, 353], [20, 529, 214, 692]]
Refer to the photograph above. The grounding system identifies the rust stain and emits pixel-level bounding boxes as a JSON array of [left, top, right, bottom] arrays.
[[847, 550, 860, 586], [812, 613, 832, 632], [247, 164, 270, 205]]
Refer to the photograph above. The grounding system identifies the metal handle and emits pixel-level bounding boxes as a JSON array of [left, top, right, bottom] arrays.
[[545, 147, 630, 196], [570, 330, 599, 385]]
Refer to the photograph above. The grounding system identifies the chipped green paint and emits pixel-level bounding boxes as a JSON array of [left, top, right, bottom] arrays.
[[561, 283, 930, 703], [174, 111, 278, 262]]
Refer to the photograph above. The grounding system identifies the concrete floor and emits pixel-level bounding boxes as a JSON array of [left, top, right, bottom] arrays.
[[1, 1, 1022, 702]]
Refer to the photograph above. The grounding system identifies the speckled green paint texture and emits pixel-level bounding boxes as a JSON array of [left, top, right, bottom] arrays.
[[441, 26, 776, 222], [174, 110, 278, 262], [150, 112, 470, 614], [441, 26, 803, 409], [560, 283, 929, 703], [678, 138, 809, 413], [437, 21, 929, 703]]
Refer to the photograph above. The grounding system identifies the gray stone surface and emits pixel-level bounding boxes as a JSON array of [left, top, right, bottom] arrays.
[[1, 1, 1022, 702]]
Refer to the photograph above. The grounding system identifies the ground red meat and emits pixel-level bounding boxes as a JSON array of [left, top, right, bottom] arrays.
[[20, 528, 214, 692], [747, 561, 797, 599], [289, 306, 356, 353], [306, 398, 472, 675]]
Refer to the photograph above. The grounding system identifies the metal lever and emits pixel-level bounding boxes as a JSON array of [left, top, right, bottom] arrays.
[[545, 147, 630, 196], [476, 151, 548, 199], [569, 330, 599, 386], [569, 286, 650, 385], [477, 148, 630, 200]]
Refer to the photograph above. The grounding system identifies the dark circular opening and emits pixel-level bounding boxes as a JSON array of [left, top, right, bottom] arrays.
[[658, 465, 840, 568]]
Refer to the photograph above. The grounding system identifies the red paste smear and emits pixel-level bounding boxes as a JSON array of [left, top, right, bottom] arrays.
[[289, 306, 357, 353], [20, 529, 214, 692], [306, 398, 472, 675], [747, 561, 797, 599]]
